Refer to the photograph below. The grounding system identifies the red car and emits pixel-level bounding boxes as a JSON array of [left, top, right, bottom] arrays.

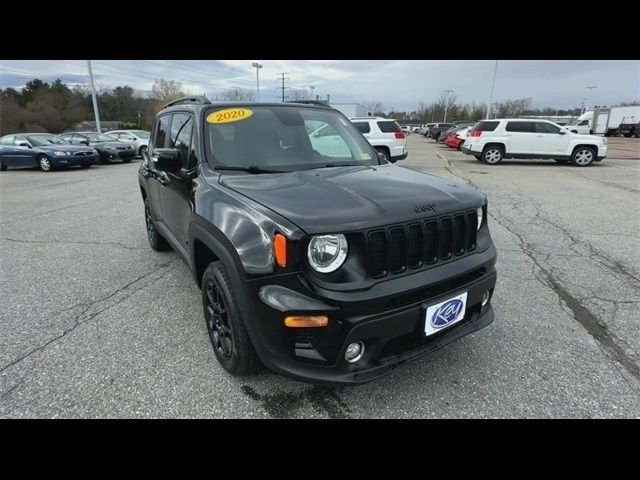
[[446, 127, 471, 150]]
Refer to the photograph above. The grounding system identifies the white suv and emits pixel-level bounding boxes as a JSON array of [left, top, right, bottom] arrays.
[[462, 119, 607, 167], [350, 117, 408, 163]]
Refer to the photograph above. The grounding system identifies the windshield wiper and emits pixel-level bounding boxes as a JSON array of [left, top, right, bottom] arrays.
[[214, 165, 285, 174], [305, 163, 369, 170]]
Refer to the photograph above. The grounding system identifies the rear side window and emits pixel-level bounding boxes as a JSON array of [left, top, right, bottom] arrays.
[[473, 121, 499, 132], [352, 122, 371, 134], [154, 115, 171, 148], [506, 122, 535, 133], [1, 135, 14, 145], [377, 121, 401, 133]]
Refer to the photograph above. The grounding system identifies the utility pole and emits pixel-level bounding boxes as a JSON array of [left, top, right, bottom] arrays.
[[486, 60, 499, 119], [251, 62, 263, 101], [277, 72, 290, 102], [442, 89, 454, 123], [87, 60, 101, 132], [309, 85, 315, 100]]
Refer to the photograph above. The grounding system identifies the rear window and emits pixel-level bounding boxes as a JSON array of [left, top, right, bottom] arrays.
[[473, 121, 499, 132], [352, 122, 371, 134], [377, 121, 401, 133], [506, 121, 535, 133]]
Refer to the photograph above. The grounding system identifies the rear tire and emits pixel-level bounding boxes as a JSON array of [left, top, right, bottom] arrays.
[[202, 261, 262, 376], [123, 158, 132, 163], [144, 198, 171, 251], [80, 163, 91, 169], [571, 146, 596, 167], [482, 146, 504, 165], [0, 160, 6, 171]]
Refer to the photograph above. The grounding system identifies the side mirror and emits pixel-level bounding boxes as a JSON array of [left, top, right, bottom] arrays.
[[376, 151, 388, 163], [571, 129, 578, 134], [19, 143, 31, 148], [558, 131, 566, 135], [81, 139, 89, 145], [155, 148, 181, 173]]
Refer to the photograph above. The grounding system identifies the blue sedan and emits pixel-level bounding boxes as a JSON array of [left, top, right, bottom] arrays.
[[0, 133, 99, 172]]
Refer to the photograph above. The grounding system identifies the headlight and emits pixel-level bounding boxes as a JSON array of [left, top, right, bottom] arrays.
[[53, 151, 68, 156], [307, 234, 348, 273], [477, 207, 484, 231]]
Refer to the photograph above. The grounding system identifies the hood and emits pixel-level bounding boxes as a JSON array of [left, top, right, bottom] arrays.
[[219, 164, 484, 234], [36, 144, 94, 153]]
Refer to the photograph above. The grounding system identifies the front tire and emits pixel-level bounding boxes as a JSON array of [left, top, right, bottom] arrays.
[[202, 261, 262, 376], [144, 198, 171, 251], [571, 146, 596, 167], [38, 155, 53, 172], [139, 145, 148, 158], [123, 158, 132, 163], [482, 146, 503, 165], [474, 155, 482, 162]]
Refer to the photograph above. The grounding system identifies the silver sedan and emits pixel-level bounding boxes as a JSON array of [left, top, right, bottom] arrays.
[[105, 130, 150, 157]]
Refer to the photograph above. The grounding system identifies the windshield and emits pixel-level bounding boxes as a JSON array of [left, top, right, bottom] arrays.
[[132, 130, 150, 139], [86, 133, 117, 142], [205, 106, 378, 172], [26, 134, 67, 146]]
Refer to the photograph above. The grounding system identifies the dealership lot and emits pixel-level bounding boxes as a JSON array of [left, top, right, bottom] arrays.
[[1, 135, 639, 418]]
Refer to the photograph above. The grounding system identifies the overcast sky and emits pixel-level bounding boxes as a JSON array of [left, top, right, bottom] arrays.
[[1, 60, 638, 111]]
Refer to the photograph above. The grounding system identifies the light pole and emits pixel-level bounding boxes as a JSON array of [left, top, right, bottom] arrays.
[[581, 97, 587, 114], [251, 62, 263, 101], [442, 89, 454, 123], [86, 60, 101, 132], [309, 85, 315, 100], [585, 86, 596, 111], [486, 60, 499, 119]]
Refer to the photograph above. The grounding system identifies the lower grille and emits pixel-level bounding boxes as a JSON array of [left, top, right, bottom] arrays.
[[367, 211, 478, 279]]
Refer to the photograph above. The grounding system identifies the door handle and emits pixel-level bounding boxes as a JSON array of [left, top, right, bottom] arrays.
[[505, 134, 512, 137]]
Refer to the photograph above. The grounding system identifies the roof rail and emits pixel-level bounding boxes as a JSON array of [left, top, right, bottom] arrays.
[[161, 95, 211, 110], [285, 100, 331, 107]]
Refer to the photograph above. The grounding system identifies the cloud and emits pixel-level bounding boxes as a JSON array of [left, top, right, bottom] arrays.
[[1, 60, 638, 110]]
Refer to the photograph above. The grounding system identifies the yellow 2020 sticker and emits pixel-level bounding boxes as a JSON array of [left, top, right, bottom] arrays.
[[207, 108, 253, 124]]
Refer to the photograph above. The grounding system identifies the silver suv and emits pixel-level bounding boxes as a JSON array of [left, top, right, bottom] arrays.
[[350, 117, 408, 163]]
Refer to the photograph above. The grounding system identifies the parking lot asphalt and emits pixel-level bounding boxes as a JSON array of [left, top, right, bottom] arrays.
[[1, 136, 639, 418]]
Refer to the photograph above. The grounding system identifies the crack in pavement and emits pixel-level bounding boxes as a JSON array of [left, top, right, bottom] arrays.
[[0, 237, 145, 251], [0, 259, 178, 384], [436, 151, 640, 382], [489, 209, 640, 382]]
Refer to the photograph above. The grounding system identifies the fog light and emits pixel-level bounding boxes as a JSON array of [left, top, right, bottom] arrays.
[[482, 291, 490, 307], [345, 342, 365, 363]]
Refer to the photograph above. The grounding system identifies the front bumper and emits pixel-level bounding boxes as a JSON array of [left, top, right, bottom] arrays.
[[51, 153, 99, 166], [244, 245, 497, 385], [98, 149, 136, 162]]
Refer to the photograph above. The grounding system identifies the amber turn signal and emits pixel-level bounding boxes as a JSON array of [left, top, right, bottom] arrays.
[[274, 233, 287, 267], [284, 315, 329, 328]]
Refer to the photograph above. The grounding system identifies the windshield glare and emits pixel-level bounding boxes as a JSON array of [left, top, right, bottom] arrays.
[[26, 134, 66, 146], [87, 133, 117, 142], [205, 106, 378, 172]]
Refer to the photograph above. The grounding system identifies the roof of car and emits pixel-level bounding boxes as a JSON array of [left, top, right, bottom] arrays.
[[159, 99, 337, 114], [5, 132, 56, 136]]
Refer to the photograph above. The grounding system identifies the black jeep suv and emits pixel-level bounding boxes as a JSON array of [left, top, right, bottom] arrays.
[[139, 96, 497, 385]]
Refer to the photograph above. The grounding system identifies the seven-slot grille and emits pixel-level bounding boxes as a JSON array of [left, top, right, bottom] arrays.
[[367, 211, 478, 278]]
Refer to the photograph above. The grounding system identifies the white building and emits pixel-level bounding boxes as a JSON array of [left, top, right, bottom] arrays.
[[331, 103, 370, 118]]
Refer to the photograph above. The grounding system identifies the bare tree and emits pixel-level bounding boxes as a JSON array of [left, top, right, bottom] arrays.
[[151, 79, 184, 101], [363, 100, 385, 116], [287, 88, 311, 102], [436, 91, 458, 112], [216, 87, 256, 101]]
